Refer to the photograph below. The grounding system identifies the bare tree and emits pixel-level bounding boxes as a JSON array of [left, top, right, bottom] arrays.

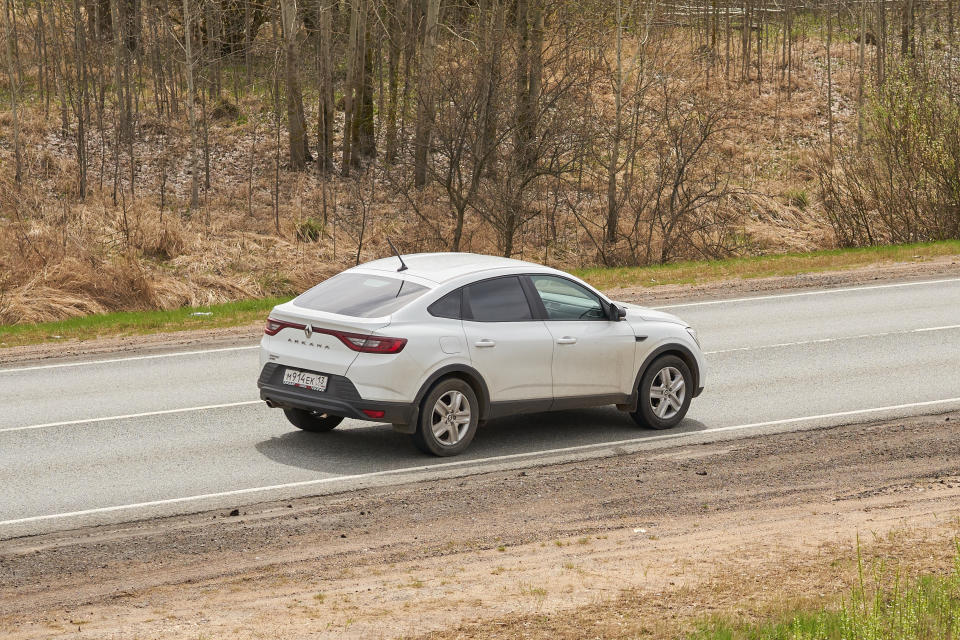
[[341, 0, 362, 175], [280, 0, 310, 170], [183, 0, 199, 208], [605, 0, 656, 245], [2, 0, 23, 185], [624, 83, 735, 264], [413, 0, 440, 187], [826, 2, 834, 156], [315, 0, 334, 172], [71, 0, 89, 198]]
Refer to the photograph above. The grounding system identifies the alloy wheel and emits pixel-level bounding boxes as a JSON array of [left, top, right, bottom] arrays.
[[431, 390, 472, 445], [649, 366, 686, 420]]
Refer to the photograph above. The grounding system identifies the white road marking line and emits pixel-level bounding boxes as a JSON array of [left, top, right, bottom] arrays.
[[6, 323, 959, 433], [3, 277, 958, 374], [3, 396, 959, 529], [0, 401, 263, 434], [0, 345, 260, 374], [914, 324, 960, 332], [705, 324, 960, 354], [653, 277, 960, 309]]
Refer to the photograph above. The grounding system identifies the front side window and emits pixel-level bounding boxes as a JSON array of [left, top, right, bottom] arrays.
[[530, 275, 606, 321], [463, 277, 533, 322], [294, 273, 428, 317]]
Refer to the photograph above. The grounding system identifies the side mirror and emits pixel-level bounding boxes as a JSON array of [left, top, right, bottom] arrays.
[[607, 301, 626, 321]]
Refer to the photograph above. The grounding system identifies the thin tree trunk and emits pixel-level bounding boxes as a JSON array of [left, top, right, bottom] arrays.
[[206, 0, 221, 97], [72, 0, 88, 198], [413, 0, 440, 187], [725, 2, 730, 80], [341, 0, 361, 176], [787, 0, 793, 98], [247, 121, 257, 216], [244, 0, 252, 86], [183, 0, 200, 208], [902, 0, 915, 57], [317, 0, 333, 172], [2, 0, 22, 185], [878, 0, 886, 84], [281, 0, 309, 170], [826, 5, 834, 156], [384, 0, 401, 163], [353, 24, 376, 161], [607, 0, 625, 244], [857, 0, 866, 149]]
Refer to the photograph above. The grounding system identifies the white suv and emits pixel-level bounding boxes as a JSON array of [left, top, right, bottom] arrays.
[[258, 252, 705, 456]]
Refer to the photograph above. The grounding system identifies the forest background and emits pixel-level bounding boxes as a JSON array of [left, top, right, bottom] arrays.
[[1, 0, 958, 324]]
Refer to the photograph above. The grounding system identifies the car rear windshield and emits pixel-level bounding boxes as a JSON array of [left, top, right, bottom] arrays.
[[294, 273, 429, 317]]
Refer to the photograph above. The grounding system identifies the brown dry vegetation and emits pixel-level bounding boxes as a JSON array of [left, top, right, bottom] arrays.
[[0, 0, 955, 324], [2, 412, 959, 639]]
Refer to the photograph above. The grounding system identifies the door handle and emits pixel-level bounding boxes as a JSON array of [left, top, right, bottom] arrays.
[[474, 339, 496, 348], [556, 336, 577, 345]]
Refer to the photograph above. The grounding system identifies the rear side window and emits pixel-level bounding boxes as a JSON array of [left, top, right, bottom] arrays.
[[463, 277, 533, 322], [294, 273, 428, 317], [428, 289, 462, 319]]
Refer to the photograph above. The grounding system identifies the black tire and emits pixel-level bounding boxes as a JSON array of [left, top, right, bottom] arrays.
[[412, 378, 479, 456], [630, 355, 692, 430], [283, 408, 344, 432]]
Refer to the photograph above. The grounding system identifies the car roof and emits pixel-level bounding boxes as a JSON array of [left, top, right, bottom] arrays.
[[352, 252, 552, 283]]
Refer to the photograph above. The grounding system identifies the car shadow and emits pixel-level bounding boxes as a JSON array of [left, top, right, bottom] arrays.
[[254, 406, 709, 475]]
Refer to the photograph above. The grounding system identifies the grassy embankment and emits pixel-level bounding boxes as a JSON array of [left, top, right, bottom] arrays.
[[577, 239, 960, 290], [0, 297, 285, 348], [1, 240, 958, 348], [689, 542, 960, 640]]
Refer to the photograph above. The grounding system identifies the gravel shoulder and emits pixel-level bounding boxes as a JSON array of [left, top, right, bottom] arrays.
[[2, 255, 958, 367], [2, 411, 959, 639]]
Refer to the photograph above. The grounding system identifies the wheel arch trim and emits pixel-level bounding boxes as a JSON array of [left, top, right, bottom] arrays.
[[629, 343, 702, 411], [411, 363, 491, 426]]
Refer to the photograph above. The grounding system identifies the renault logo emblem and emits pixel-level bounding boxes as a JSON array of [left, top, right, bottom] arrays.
[[304, 325, 313, 339]]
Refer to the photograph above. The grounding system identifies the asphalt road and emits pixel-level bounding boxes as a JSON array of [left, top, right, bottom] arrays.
[[2, 277, 959, 538]]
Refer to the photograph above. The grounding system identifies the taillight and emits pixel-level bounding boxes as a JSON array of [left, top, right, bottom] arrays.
[[264, 318, 306, 336], [264, 319, 406, 353], [321, 329, 407, 354]]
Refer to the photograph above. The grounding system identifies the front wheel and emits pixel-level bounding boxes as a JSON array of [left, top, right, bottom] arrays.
[[283, 408, 344, 432], [630, 355, 692, 430], [412, 378, 479, 456]]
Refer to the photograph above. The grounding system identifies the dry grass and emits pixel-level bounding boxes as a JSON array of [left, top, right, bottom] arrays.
[[576, 240, 960, 290], [0, 297, 282, 348], [0, 29, 867, 324], [421, 528, 960, 640]]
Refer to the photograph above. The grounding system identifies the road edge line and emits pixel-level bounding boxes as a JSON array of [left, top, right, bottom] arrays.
[[3, 396, 959, 529]]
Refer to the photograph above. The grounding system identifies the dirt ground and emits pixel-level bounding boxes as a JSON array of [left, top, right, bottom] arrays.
[[3, 254, 958, 367], [2, 410, 959, 639]]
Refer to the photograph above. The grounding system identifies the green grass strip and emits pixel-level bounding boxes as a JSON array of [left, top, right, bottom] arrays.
[[0, 297, 287, 348], [687, 541, 960, 640], [2, 240, 958, 348], [572, 240, 960, 290]]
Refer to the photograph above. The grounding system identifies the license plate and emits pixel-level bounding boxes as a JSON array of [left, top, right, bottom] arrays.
[[282, 368, 328, 392]]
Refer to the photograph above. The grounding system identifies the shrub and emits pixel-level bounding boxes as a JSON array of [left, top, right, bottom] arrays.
[[784, 188, 810, 211], [295, 218, 324, 243], [210, 99, 240, 122], [818, 66, 960, 246]]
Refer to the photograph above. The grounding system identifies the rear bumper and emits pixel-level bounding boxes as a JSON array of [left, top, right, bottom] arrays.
[[257, 363, 417, 425]]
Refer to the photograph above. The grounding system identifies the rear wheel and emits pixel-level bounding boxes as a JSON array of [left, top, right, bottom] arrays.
[[630, 355, 692, 430], [412, 378, 479, 456], [283, 408, 344, 432]]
